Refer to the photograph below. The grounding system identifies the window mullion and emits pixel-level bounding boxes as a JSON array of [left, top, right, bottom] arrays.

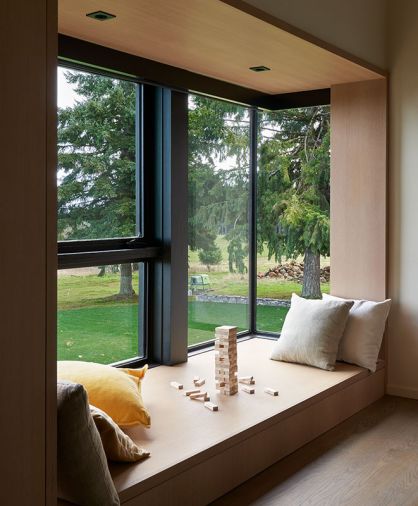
[[249, 108, 258, 334]]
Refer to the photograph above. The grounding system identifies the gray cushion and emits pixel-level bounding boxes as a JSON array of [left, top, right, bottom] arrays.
[[57, 380, 120, 506], [270, 293, 354, 370]]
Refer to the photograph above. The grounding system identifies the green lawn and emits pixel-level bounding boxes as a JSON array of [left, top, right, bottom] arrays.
[[188, 301, 289, 345], [198, 273, 329, 299], [58, 270, 139, 310], [57, 246, 330, 363], [58, 300, 289, 362], [58, 304, 139, 363]]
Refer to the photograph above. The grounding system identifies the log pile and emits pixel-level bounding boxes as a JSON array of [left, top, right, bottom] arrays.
[[257, 260, 330, 283]]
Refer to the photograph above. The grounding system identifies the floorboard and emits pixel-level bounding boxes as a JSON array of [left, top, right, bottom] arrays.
[[212, 396, 418, 506]]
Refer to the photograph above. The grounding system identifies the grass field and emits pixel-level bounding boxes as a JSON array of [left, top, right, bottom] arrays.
[[188, 301, 290, 344], [57, 301, 290, 363], [58, 304, 139, 363], [188, 236, 330, 273], [57, 242, 330, 364]]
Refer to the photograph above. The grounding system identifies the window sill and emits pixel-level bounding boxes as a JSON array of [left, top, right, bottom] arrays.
[[109, 338, 384, 504]]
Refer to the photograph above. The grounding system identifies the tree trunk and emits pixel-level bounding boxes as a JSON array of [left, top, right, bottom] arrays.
[[301, 249, 321, 299], [119, 263, 135, 297]]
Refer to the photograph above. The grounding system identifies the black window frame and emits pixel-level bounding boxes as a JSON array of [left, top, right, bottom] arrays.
[[57, 62, 162, 368], [58, 36, 331, 364]]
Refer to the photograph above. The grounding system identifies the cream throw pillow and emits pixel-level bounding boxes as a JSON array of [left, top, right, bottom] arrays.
[[270, 293, 353, 370], [323, 293, 391, 372]]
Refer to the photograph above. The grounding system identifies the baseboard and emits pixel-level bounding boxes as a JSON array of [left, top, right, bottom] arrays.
[[386, 384, 418, 399]]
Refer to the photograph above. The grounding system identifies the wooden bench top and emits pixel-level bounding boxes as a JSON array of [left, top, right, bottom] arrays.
[[110, 338, 377, 503]]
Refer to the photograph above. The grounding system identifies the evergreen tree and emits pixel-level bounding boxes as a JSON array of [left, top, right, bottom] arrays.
[[188, 95, 249, 273], [58, 70, 330, 300], [198, 239, 222, 272], [257, 106, 330, 298], [58, 70, 137, 296]]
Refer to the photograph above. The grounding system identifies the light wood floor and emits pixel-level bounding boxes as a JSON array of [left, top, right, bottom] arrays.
[[213, 396, 418, 506]]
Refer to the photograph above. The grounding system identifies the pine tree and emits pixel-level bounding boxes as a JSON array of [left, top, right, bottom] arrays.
[[58, 70, 137, 296], [257, 106, 330, 298]]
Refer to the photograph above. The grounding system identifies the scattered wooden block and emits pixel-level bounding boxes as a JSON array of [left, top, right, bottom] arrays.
[[204, 401, 219, 411], [194, 378, 206, 387], [241, 385, 255, 394], [193, 376, 200, 382], [264, 387, 279, 396], [190, 391, 209, 401], [238, 376, 255, 385], [170, 381, 183, 390], [184, 388, 200, 396]]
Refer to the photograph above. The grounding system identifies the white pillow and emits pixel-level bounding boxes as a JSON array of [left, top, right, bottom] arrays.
[[270, 293, 353, 371], [323, 293, 391, 372]]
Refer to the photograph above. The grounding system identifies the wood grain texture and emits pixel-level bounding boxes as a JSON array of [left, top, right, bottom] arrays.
[[0, 0, 56, 505], [214, 396, 418, 506], [46, 0, 58, 504], [58, 0, 383, 95], [122, 369, 384, 506], [330, 79, 387, 302], [219, 0, 388, 77], [104, 339, 383, 504]]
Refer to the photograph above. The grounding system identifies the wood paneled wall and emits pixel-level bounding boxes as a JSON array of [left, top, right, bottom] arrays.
[[0, 1, 57, 505], [330, 80, 387, 302]]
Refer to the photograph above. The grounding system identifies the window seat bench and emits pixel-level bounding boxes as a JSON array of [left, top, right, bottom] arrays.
[[108, 338, 384, 505]]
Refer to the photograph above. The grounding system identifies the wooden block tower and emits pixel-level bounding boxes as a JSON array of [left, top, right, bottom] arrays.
[[215, 326, 238, 395]]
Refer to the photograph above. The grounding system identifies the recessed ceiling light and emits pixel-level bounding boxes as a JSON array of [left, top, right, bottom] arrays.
[[249, 65, 271, 72], [86, 11, 116, 21]]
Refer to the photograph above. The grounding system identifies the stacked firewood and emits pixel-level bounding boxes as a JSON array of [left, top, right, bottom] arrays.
[[257, 260, 330, 284]]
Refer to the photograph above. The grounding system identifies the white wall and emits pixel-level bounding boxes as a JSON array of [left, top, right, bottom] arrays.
[[386, 0, 418, 399], [243, 0, 387, 69]]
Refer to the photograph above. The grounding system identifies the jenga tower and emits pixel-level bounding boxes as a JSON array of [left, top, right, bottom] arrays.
[[214, 326, 238, 395]]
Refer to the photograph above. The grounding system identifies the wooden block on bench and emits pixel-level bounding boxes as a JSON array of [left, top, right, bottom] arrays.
[[204, 401, 219, 411]]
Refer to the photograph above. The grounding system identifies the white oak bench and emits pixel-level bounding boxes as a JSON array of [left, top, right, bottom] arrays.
[[108, 338, 384, 505]]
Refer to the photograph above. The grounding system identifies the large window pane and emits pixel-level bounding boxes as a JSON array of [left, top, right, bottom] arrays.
[[256, 106, 331, 333], [57, 67, 139, 241], [57, 263, 145, 364], [188, 95, 250, 346]]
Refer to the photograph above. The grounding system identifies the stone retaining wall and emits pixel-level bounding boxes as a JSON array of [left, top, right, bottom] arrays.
[[195, 294, 291, 307]]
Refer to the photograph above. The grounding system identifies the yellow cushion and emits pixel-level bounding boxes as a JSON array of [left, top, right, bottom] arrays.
[[57, 361, 151, 428]]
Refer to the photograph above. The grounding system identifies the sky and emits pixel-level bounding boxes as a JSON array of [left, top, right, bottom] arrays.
[[57, 67, 78, 108], [57, 66, 252, 173]]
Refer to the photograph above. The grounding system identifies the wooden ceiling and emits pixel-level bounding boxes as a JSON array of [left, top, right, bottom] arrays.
[[58, 0, 384, 95]]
